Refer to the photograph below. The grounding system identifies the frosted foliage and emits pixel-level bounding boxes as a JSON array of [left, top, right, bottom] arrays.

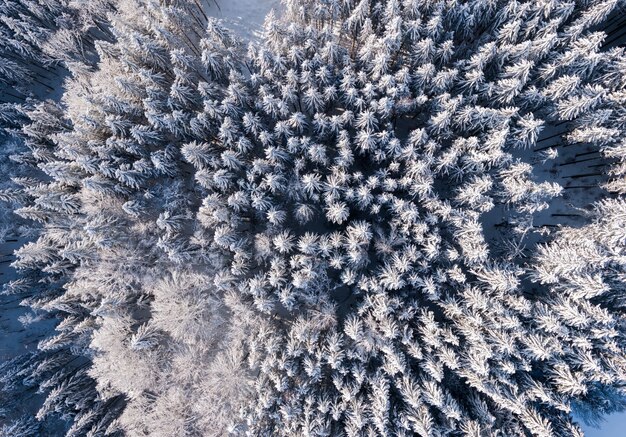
[[0, 0, 625, 436]]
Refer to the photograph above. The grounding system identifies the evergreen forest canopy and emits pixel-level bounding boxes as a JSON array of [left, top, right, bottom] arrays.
[[0, 0, 626, 435]]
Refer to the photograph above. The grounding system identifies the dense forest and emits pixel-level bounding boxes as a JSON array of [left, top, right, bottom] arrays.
[[1, 0, 626, 436]]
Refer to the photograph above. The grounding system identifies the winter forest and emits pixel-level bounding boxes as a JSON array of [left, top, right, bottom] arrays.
[[1, 0, 626, 435]]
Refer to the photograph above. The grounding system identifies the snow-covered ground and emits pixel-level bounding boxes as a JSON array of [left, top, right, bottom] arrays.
[[581, 412, 626, 437], [206, 0, 282, 41]]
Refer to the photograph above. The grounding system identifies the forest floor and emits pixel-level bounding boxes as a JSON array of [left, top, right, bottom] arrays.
[[0, 69, 69, 366], [0, 239, 57, 362], [580, 411, 626, 436], [206, 0, 282, 41]]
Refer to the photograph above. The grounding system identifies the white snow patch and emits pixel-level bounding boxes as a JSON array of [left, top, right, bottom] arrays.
[[206, 0, 281, 42]]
